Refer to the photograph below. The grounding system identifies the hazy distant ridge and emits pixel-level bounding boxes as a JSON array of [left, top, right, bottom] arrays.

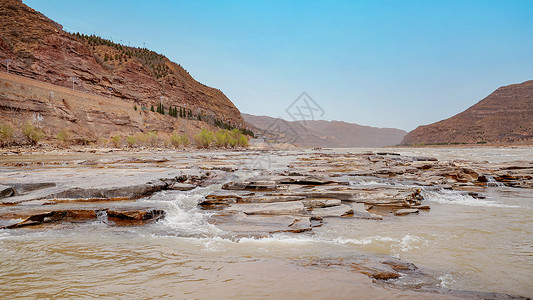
[[243, 114, 406, 147]]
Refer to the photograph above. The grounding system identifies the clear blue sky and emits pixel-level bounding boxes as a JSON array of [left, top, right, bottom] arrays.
[[24, 0, 533, 131]]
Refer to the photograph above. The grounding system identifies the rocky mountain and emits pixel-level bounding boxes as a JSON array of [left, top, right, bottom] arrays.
[[402, 80, 533, 145], [243, 113, 407, 147], [0, 0, 244, 131]]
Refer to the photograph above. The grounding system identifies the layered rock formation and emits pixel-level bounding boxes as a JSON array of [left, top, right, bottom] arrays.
[[402, 80, 533, 145], [243, 113, 406, 147], [0, 0, 244, 132]]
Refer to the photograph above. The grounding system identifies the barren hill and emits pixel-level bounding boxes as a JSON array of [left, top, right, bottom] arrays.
[[0, 0, 244, 130], [402, 80, 533, 145], [243, 114, 406, 147]]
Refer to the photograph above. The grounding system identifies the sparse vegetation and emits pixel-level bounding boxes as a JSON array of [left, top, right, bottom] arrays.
[[22, 122, 44, 145], [194, 128, 248, 149], [170, 132, 189, 148], [56, 130, 69, 143], [126, 136, 136, 147], [0, 123, 14, 147], [194, 128, 215, 148], [111, 135, 122, 147]]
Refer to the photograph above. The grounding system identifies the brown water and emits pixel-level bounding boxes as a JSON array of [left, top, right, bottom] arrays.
[[1, 147, 532, 298]]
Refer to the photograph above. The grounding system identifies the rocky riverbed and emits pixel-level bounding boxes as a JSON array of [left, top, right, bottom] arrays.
[[0, 148, 531, 298]]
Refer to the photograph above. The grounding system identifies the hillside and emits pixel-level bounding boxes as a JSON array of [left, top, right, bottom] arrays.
[[0, 0, 244, 132], [402, 80, 533, 145], [243, 114, 406, 147]]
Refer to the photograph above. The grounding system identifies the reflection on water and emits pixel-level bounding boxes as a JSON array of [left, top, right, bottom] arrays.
[[1, 148, 532, 298]]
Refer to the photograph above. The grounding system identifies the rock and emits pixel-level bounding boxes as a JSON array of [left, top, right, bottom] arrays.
[[310, 205, 354, 218], [351, 203, 383, 220], [201, 192, 243, 205], [212, 214, 313, 236], [301, 198, 342, 208], [107, 209, 165, 221], [168, 183, 197, 191], [222, 181, 278, 191], [394, 208, 419, 216], [225, 201, 306, 215], [277, 176, 347, 185], [240, 195, 306, 203], [0, 185, 17, 199], [412, 156, 438, 162], [3, 208, 165, 229]]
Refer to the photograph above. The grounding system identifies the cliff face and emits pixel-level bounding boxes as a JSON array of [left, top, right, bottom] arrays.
[[0, 0, 244, 127], [402, 81, 533, 145], [242, 114, 406, 147]]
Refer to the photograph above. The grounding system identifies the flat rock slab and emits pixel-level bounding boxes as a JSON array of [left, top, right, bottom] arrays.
[[351, 203, 383, 220], [310, 204, 354, 218], [211, 213, 313, 237], [225, 201, 306, 215], [301, 198, 341, 208]]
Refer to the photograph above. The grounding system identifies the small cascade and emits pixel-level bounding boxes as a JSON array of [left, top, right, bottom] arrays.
[[485, 175, 504, 187], [96, 210, 108, 224]]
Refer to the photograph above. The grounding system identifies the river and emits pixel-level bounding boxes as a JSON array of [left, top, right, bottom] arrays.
[[0, 147, 531, 298]]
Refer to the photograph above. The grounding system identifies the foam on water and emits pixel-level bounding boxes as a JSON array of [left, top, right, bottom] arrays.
[[143, 188, 225, 238], [422, 189, 519, 208]]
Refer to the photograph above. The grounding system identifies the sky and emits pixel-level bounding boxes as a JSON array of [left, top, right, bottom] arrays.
[[24, 0, 533, 131]]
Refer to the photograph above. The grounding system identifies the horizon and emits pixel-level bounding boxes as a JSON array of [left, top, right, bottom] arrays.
[[23, 0, 533, 131]]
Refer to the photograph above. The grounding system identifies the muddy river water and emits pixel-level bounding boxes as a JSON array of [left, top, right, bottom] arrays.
[[0, 147, 532, 299]]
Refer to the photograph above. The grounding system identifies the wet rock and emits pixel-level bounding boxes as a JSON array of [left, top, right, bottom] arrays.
[[226, 201, 306, 215], [351, 203, 383, 220], [169, 183, 197, 191], [107, 209, 165, 221], [201, 192, 243, 205], [3, 208, 165, 229], [394, 208, 419, 216], [310, 204, 354, 218]]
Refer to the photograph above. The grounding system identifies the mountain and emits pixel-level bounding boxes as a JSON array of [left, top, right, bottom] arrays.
[[0, 0, 244, 138], [402, 80, 533, 145], [242, 113, 407, 147]]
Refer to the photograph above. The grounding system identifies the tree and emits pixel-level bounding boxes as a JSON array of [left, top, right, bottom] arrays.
[[150, 105, 155, 112]]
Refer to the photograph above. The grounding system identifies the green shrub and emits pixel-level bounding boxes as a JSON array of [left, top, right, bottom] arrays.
[[194, 128, 214, 148], [111, 135, 122, 147], [126, 136, 136, 147], [22, 122, 44, 145], [237, 134, 249, 147], [215, 129, 230, 148], [56, 130, 69, 143], [0, 123, 14, 146]]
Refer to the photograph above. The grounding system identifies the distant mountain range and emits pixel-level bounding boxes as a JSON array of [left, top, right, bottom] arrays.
[[402, 80, 533, 145], [242, 114, 407, 147]]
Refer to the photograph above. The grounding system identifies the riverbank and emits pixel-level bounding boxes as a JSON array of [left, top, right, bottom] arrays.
[[1, 148, 531, 298]]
